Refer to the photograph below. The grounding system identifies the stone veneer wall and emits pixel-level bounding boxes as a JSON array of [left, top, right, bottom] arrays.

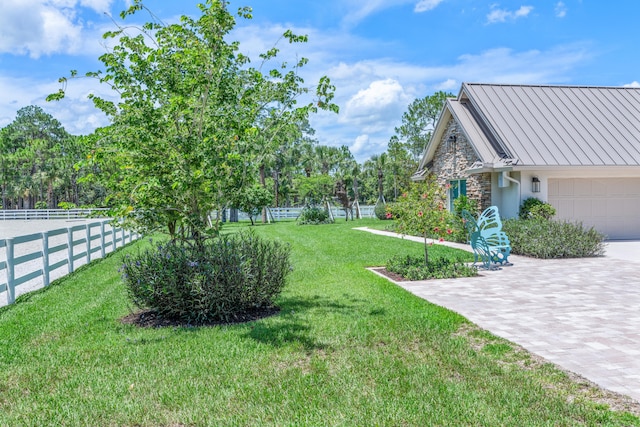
[[430, 118, 492, 211]]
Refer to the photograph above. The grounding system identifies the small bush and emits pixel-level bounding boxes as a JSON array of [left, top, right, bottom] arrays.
[[503, 218, 605, 259], [297, 206, 333, 225], [451, 195, 478, 243], [386, 254, 477, 280], [519, 197, 556, 220], [121, 231, 292, 323], [374, 201, 390, 220]]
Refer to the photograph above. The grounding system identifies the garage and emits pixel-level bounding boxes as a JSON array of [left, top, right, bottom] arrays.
[[547, 178, 640, 240]]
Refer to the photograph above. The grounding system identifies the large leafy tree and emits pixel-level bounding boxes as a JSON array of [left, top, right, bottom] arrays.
[[395, 91, 453, 162], [49, 0, 337, 242]]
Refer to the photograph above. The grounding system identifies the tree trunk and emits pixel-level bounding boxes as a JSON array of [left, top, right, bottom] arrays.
[[423, 233, 429, 266], [259, 164, 267, 223], [273, 169, 279, 208]]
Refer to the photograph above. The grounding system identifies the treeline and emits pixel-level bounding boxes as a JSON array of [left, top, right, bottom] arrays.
[[0, 92, 450, 212], [0, 106, 105, 210]]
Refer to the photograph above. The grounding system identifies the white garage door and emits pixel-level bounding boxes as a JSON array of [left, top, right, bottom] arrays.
[[548, 178, 640, 240]]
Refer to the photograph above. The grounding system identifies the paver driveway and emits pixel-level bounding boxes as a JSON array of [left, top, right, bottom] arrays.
[[357, 228, 640, 403]]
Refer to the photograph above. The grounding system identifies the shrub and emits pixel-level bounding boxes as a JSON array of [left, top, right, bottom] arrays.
[[374, 200, 389, 220], [519, 197, 556, 220], [297, 206, 333, 225], [121, 231, 292, 323], [451, 195, 478, 243], [503, 218, 605, 259], [58, 201, 77, 210], [386, 254, 477, 280], [35, 201, 48, 209]]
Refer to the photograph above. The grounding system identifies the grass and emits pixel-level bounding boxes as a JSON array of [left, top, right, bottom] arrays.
[[0, 218, 638, 426]]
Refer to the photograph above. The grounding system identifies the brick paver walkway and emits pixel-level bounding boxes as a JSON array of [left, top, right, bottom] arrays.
[[356, 227, 640, 403]]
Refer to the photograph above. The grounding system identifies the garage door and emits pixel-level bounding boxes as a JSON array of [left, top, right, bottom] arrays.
[[548, 178, 640, 240]]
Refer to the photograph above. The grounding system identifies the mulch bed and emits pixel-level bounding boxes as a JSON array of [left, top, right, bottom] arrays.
[[121, 306, 281, 328], [370, 267, 408, 282]]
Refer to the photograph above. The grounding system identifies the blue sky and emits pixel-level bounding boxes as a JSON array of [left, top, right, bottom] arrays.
[[1, 0, 639, 162]]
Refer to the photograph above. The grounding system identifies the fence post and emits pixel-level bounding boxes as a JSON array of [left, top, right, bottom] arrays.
[[121, 227, 125, 247], [6, 238, 15, 305], [42, 232, 50, 287], [86, 224, 92, 264], [67, 228, 74, 274], [112, 223, 116, 252], [100, 221, 106, 258]]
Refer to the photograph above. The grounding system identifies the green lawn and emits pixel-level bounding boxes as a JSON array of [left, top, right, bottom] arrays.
[[0, 219, 637, 426]]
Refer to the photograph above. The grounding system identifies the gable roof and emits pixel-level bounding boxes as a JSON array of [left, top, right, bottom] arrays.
[[418, 83, 640, 173]]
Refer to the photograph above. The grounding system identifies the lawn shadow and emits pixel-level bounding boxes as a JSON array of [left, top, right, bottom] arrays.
[[244, 294, 357, 351]]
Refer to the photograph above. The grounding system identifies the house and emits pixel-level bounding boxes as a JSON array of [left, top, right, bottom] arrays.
[[414, 82, 640, 240]]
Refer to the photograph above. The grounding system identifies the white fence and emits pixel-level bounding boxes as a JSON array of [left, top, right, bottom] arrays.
[[229, 205, 377, 221], [0, 220, 139, 306], [0, 206, 378, 223], [0, 208, 108, 220]]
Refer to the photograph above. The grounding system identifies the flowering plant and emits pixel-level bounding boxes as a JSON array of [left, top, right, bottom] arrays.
[[386, 176, 454, 265]]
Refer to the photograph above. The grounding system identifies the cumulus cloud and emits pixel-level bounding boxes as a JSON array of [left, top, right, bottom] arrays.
[[414, 0, 445, 13], [0, 0, 113, 58], [486, 5, 533, 24], [341, 79, 412, 133], [624, 81, 640, 88]]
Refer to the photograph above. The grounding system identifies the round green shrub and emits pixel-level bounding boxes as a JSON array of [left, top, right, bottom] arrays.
[[121, 231, 292, 323], [297, 206, 333, 225], [519, 197, 556, 220], [374, 201, 389, 220]]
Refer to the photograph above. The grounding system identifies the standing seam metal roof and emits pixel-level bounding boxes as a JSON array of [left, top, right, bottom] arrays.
[[461, 83, 640, 167]]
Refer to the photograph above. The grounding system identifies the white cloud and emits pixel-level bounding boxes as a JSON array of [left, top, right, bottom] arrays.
[[341, 79, 412, 134], [0, 0, 113, 58], [79, 0, 113, 13], [0, 74, 112, 135], [624, 81, 640, 88], [340, 0, 443, 27], [555, 2, 567, 18], [351, 134, 370, 155], [486, 5, 533, 24], [414, 0, 445, 13], [435, 79, 458, 91]]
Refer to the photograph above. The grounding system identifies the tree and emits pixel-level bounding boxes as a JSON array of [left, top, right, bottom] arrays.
[[395, 91, 454, 162], [49, 0, 337, 243], [386, 135, 416, 200], [387, 177, 454, 266], [0, 106, 83, 209], [231, 184, 273, 225]]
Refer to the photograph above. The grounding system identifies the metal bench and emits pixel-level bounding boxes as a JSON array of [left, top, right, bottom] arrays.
[[462, 206, 512, 269]]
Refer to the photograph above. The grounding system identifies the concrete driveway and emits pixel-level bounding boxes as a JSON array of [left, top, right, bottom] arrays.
[[357, 228, 640, 404]]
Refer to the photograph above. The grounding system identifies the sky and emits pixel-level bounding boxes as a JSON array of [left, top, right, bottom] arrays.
[[1, 0, 640, 162]]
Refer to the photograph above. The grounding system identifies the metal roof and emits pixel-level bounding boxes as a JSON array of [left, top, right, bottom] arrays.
[[461, 83, 640, 167]]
